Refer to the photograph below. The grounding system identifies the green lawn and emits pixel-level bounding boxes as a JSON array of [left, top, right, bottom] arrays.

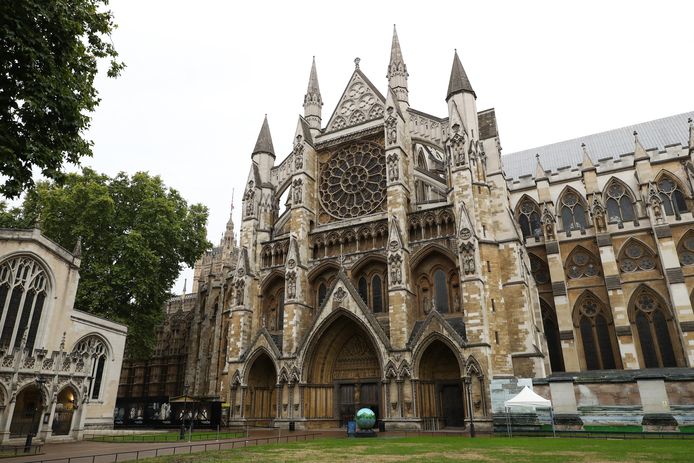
[[85, 430, 244, 443], [137, 435, 694, 463]]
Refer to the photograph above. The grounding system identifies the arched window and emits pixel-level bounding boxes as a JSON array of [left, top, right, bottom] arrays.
[[317, 283, 327, 307], [618, 239, 657, 273], [517, 198, 542, 239], [417, 149, 427, 169], [559, 190, 587, 232], [413, 249, 461, 318], [358, 277, 368, 303], [0, 256, 49, 350], [541, 300, 564, 372], [73, 336, 108, 400], [261, 277, 285, 332], [677, 231, 694, 266], [433, 269, 449, 313], [565, 246, 601, 279], [371, 275, 383, 313], [353, 266, 388, 313], [631, 287, 678, 368], [529, 254, 550, 285], [574, 293, 618, 370], [604, 180, 636, 223], [657, 175, 689, 216]]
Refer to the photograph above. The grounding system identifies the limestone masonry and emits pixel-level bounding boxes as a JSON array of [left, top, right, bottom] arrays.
[[118, 28, 694, 431]]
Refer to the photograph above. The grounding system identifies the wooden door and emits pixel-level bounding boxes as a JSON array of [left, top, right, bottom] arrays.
[[440, 384, 465, 427]]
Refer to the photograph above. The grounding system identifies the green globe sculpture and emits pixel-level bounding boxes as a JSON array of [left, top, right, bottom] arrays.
[[355, 407, 376, 430]]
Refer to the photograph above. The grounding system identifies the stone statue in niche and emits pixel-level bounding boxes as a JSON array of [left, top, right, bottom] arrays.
[[292, 179, 303, 205], [286, 271, 296, 299], [387, 153, 399, 182], [385, 107, 397, 145]]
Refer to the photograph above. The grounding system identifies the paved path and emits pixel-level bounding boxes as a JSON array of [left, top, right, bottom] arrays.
[[7, 431, 324, 463]]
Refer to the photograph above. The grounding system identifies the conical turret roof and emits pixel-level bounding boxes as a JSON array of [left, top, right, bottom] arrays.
[[252, 115, 275, 155], [447, 50, 476, 100]]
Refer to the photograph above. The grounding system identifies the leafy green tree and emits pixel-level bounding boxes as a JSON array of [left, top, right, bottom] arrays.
[[2, 169, 211, 357], [0, 0, 124, 198]]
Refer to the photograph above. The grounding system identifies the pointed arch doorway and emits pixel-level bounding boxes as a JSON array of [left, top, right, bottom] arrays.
[[10, 385, 44, 437], [417, 339, 465, 428], [304, 314, 382, 427]]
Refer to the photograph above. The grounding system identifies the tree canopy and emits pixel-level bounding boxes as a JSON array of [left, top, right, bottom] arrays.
[[0, 169, 211, 357], [0, 0, 124, 198]]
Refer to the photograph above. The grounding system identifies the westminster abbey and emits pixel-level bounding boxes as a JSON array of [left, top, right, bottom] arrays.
[[118, 28, 694, 431]]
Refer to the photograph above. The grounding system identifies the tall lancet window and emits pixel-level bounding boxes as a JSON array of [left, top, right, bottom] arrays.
[[560, 190, 588, 232], [73, 336, 108, 400], [0, 256, 49, 350], [657, 176, 689, 216], [604, 180, 636, 223]]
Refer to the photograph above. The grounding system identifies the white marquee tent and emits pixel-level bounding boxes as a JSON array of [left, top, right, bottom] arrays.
[[503, 386, 555, 437]]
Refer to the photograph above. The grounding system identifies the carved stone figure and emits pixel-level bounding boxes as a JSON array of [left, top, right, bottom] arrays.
[[292, 179, 303, 205], [387, 153, 399, 182], [385, 107, 398, 145], [286, 271, 296, 299]]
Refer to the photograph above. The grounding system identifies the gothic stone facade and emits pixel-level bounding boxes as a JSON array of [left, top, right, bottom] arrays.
[[166, 30, 694, 430], [0, 229, 127, 441]]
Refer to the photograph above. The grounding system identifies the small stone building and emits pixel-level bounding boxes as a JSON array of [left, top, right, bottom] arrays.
[[0, 229, 127, 441]]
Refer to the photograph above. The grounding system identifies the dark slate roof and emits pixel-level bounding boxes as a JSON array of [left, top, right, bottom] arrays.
[[447, 316, 467, 341], [447, 50, 475, 100], [478, 108, 498, 140], [502, 111, 694, 180], [252, 115, 275, 155], [270, 333, 282, 352]]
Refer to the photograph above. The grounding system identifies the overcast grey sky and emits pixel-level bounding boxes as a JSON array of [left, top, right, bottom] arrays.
[[83, 0, 694, 293]]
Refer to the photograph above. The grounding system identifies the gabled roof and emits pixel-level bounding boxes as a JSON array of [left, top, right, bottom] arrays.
[[324, 68, 386, 133], [503, 111, 694, 180]]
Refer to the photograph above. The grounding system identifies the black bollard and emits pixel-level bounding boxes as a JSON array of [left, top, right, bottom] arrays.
[[24, 433, 33, 453]]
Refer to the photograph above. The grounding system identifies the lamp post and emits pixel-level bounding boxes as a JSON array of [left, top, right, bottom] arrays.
[[464, 376, 475, 438], [180, 384, 189, 440]]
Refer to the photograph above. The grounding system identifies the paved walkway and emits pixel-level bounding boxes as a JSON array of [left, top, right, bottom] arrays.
[[7, 430, 323, 463]]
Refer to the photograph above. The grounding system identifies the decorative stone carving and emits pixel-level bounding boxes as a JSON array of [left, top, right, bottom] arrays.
[[292, 135, 305, 171], [448, 123, 466, 166], [460, 241, 475, 275], [334, 287, 346, 302], [388, 253, 403, 286], [292, 178, 303, 205], [541, 202, 555, 240], [385, 107, 398, 145], [286, 271, 296, 299], [387, 153, 399, 182], [319, 141, 386, 219], [647, 181, 664, 223], [234, 279, 245, 306], [590, 192, 607, 232]]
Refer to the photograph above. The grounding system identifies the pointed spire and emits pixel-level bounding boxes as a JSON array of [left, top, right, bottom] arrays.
[[388, 25, 405, 72], [581, 143, 594, 169], [182, 278, 187, 295], [535, 153, 547, 179], [73, 236, 82, 258], [633, 130, 647, 159], [447, 49, 476, 100], [688, 117, 693, 154], [252, 115, 275, 156], [303, 57, 323, 130], [387, 25, 408, 104]]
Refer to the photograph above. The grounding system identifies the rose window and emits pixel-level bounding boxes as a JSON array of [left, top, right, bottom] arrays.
[[319, 141, 386, 219]]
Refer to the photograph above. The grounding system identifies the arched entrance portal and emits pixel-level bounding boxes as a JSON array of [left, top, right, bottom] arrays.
[[418, 340, 464, 428], [305, 315, 381, 427], [52, 387, 77, 436], [246, 352, 277, 422], [10, 385, 43, 437]]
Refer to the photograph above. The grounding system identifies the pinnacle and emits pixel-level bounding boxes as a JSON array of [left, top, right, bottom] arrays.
[[447, 50, 476, 100], [252, 115, 275, 155], [390, 25, 405, 66], [307, 56, 320, 95]]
